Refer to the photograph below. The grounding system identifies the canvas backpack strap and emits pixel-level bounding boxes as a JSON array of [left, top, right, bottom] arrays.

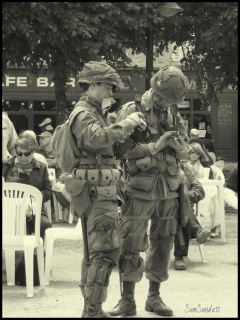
[[67, 105, 86, 158]]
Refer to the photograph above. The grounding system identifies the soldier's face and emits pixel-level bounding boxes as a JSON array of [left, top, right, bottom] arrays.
[[93, 82, 113, 103], [152, 93, 169, 111]]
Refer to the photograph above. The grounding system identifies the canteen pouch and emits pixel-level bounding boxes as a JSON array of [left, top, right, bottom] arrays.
[[99, 169, 112, 186], [88, 212, 120, 252], [65, 177, 92, 218], [127, 174, 158, 200], [87, 169, 99, 185]]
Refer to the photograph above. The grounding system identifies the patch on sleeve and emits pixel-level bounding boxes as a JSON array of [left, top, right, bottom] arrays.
[[91, 124, 99, 133]]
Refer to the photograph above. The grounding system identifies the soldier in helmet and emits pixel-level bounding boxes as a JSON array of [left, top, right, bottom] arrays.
[[109, 66, 191, 317], [66, 61, 147, 318]]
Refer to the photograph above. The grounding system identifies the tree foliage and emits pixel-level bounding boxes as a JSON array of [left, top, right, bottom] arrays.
[[158, 2, 238, 106], [2, 2, 238, 123]]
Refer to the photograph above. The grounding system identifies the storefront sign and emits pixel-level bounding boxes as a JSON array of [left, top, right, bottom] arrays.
[[2, 69, 197, 92]]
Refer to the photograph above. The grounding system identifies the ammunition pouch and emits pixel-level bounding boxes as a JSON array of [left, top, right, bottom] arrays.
[[73, 168, 121, 187], [65, 176, 92, 218], [88, 212, 120, 252]]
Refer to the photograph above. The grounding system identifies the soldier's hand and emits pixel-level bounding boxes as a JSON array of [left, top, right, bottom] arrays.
[[126, 112, 147, 128], [148, 131, 178, 155], [166, 135, 187, 151]]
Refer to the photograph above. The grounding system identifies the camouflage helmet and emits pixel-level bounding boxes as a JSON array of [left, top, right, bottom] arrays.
[[150, 65, 188, 103], [78, 61, 120, 92]]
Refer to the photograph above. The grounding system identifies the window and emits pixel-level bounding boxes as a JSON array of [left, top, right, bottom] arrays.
[[2, 100, 28, 112], [179, 98, 212, 139]]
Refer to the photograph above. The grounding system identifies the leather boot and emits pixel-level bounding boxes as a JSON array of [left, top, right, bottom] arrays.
[[145, 280, 173, 316], [108, 281, 137, 316], [86, 303, 113, 318]]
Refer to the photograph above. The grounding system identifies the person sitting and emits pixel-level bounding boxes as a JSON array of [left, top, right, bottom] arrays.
[[188, 137, 214, 178], [202, 138, 217, 163], [187, 138, 221, 234], [2, 135, 52, 241], [35, 131, 56, 166], [224, 164, 238, 211], [19, 130, 48, 166], [174, 162, 211, 270]]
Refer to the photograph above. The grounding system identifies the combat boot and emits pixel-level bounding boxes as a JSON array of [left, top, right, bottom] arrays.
[[145, 280, 173, 316], [86, 303, 113, 318], [108, 281, 137, 316]]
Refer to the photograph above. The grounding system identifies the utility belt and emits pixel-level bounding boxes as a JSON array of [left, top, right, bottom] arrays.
[[72, 168, 121, 186], [66, 167, 121, 218]]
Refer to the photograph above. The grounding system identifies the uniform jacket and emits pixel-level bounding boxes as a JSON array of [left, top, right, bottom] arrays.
[[71, 95, 137, 158], [116, 92, 188, 162]]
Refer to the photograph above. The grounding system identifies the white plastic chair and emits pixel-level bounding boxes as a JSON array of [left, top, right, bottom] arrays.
[[2, 183, 45, 297], [212, 160, 225, 172], [57, 201, 74, 224], [44, 218, 82, 285], [45, 168, 59, 222], [210, 165, 226, 185]]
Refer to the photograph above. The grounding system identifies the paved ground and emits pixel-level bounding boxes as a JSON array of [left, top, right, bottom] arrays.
[[2, 211, 238, 318]]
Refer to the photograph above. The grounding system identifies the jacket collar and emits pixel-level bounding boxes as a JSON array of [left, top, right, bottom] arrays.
[[80, 94, 101, 110], [4, 156, 41, 169]]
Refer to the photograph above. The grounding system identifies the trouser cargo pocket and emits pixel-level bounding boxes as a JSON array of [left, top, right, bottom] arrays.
[[88, 212, 120, 252]]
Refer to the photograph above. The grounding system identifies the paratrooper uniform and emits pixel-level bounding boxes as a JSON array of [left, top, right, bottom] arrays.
[[65, 61, 146, 318], [109, 66, 190, 317]]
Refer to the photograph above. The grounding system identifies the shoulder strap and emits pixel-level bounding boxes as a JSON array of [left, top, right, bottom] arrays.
[[67, 106, 86, 158], [135, 101, 155, 127]]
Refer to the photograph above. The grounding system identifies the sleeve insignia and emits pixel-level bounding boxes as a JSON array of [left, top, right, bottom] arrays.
[[91, 124, 99, 133]]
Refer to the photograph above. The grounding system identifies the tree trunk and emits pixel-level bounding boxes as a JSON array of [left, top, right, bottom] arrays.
[[53, 65, 67, 126]]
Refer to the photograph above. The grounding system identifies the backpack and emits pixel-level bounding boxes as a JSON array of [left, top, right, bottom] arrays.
[[51, 104, 85, 173]]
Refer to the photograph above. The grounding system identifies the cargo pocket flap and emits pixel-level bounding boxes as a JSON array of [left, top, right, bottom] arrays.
[[129, 175, 156, 191], [65, 177, 87, 196], [96, 186, 116, 198], [165, 177, 180, 191]]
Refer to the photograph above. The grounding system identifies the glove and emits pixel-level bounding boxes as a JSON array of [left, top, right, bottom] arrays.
[[148, 131, 179, 155], [125, 112, 147, 129], [102, 97, 116, 115], [166, 135, 187, 151]]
